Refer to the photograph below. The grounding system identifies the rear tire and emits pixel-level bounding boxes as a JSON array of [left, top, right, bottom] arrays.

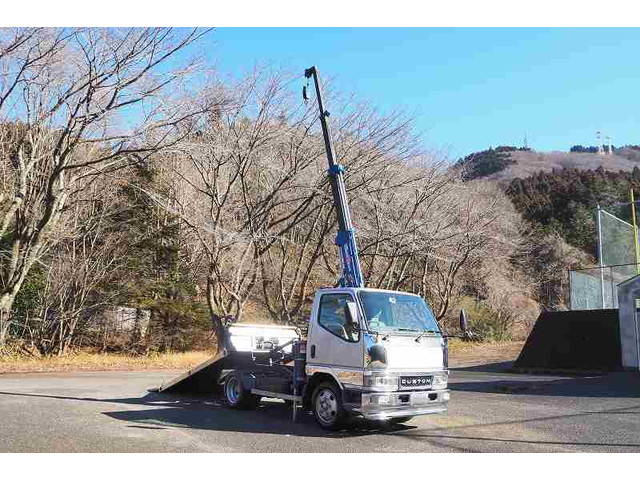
[[223, 372, 261, 410], [312, 381, 347, 430]]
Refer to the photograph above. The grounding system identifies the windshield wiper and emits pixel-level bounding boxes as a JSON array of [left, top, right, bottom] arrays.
[[414, 330, 440, 342]]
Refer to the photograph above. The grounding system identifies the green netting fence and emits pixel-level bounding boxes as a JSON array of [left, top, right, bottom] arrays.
[[600, 209, 637, 267]]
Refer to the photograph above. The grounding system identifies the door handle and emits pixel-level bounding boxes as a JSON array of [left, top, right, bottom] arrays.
[[311, 345, 316, 358]]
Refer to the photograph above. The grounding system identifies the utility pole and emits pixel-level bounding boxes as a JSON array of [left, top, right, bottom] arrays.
[[596, 203, 606, 308], [631, 189, 640, 275]]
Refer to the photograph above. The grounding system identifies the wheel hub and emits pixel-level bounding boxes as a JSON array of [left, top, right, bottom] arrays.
[[225, 377, 241, 404], [316, 389, 338, 424]]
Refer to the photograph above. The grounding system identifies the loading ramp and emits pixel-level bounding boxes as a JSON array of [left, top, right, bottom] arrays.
[[151, 324, 300, 394]]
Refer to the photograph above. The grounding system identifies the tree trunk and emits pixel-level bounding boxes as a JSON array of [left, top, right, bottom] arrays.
[[0, 293, 15, 347], [206, 277, 226, 354]]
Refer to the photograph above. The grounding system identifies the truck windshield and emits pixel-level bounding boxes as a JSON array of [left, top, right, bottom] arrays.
[[358, 291, 441, 335]]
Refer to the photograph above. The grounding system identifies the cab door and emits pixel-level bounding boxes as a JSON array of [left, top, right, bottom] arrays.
[[307, 292, 364, 387]]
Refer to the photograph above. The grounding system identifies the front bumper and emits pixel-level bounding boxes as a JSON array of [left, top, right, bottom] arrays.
[[360, 389, 449, 420]]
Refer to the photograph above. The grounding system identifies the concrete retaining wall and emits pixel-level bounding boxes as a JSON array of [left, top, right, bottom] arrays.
[[514, 309, 621, 371]]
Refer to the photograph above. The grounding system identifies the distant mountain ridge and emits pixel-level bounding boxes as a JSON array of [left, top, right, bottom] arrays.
[[455, 146, 640, 258], [456, 146, 640, 182]]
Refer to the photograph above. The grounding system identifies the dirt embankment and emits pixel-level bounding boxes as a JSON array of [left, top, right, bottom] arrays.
[[448, 340, 525, 368]]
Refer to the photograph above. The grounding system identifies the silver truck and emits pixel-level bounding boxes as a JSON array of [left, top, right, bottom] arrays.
[[302, 286, 450, 427]]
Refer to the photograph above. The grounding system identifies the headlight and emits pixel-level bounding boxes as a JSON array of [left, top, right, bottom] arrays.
[[432, 373, 448, 390], [364, 373, 398, 391]]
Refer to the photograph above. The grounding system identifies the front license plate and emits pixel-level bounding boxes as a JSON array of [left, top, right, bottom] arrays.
[[411, 392, 429, 405]]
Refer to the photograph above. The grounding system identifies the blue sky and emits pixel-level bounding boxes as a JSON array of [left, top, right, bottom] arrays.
[[189, 28, 640, 160]]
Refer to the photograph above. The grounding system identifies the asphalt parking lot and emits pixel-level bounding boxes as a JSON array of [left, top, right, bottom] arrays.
[[0, 365, 639, 452]]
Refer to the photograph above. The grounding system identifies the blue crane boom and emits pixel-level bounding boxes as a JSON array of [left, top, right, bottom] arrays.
[[304, 66, 364, 288]]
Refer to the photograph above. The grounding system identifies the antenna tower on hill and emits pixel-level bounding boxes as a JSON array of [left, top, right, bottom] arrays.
[[596, 131, 604, 155]]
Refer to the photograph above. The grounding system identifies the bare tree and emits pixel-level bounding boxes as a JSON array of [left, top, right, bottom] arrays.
[[126, 67, 532, 343], [417, 180, 525, 320], [6, 169, 129, 355], [29, 189, 127, 355], [149, 70, 436, 343], [355, 160, 453, 290], [0, 27, 211, 346], [153, 71, 322, 346], [259, 114, 443, 325]]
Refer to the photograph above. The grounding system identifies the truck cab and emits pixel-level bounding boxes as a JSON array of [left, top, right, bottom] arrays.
[[305, 287, 449, 428]]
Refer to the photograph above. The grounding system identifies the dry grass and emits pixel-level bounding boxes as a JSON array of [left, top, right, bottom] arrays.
[[0, 350, 213, 374], [448, 339, 525, 367], [0, 341, 525, 374]]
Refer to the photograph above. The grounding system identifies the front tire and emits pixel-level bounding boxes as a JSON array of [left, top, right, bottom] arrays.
[[223, 372, 261, 410], [312, 381, 347, 430]]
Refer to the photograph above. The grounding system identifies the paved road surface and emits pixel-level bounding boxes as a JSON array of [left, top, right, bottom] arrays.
[[1, 366, 639, 452]]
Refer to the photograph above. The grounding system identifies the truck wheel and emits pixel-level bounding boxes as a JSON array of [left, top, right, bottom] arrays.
[[389, 416, 414, 424], [312, 381, 347, 430], [223, 373, 261, 410]]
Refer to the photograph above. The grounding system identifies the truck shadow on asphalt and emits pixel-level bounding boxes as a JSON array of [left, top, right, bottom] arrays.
[[102, 393, 418, 438], [0, 389, 414, 438]]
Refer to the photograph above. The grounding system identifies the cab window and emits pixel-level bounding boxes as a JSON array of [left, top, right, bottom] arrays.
[[318, 293, 359, 342]]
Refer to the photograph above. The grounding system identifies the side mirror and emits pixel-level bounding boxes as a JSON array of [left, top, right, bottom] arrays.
[[345, 301, 360, 329], [459, 308, 469, 333]]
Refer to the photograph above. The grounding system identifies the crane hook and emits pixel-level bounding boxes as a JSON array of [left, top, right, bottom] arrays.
[[302, 72, 311, 103]]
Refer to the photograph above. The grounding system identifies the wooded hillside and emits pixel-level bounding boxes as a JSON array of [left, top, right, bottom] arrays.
[[1, 27, 548, 356], [507, 167, 640, 255]]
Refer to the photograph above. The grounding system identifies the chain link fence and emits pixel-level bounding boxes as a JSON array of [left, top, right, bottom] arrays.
[[570, 263, 639, 310], [570, 206, 639, 311]]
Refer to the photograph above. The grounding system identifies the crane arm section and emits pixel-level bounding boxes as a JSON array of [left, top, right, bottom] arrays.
[[305, 66, 364, 288]]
